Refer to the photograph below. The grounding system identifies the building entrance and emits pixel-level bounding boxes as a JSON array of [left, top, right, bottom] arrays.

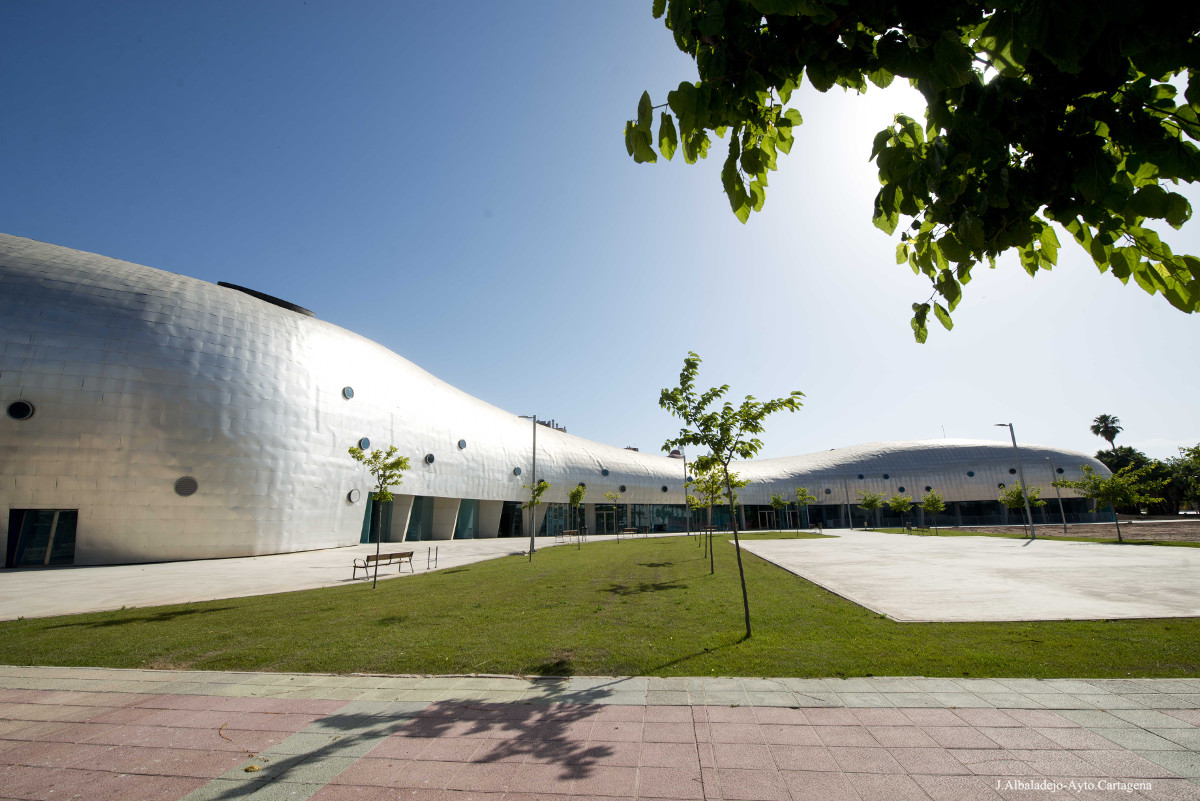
[[595, 510, 616, 535], [6, 510, 78, 567]]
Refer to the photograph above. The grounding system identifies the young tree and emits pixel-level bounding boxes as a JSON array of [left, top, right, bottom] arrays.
[[625, 3, 1200, 341], [1054, 465, 1164, 542], [794, 486, 818, 532], [857, 490, 884, 529], [522, 479, 550, 559], [1178, 444, 1200, 517], [660, 351, 803, 639], [919, 489, 947, 535], [886, 493, 913, 530], [768, 492, 788, 531], [348, 445, 411, 588], [689, 462, 748, 572], [1091, 414, 1123, 451], [568, 484, 587, 546], [998, 483, 1047, 537]]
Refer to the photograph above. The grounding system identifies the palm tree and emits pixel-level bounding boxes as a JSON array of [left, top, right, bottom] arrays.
[[1090, 414, 1123, 451]]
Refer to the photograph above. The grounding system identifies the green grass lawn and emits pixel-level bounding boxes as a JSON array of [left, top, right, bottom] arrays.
[[870, 527, 1200, 548], [0, 533, 1196, 678]]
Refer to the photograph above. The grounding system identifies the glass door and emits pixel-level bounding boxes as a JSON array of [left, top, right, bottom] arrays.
[[6, 510, 78, 567]]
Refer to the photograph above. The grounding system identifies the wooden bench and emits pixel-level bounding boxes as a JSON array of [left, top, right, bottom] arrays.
[[556, 529, 578, 542], [353, 551, 413, 579]]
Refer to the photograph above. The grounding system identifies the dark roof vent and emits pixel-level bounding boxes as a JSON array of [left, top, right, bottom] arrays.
[[218, 282, 315, 317]]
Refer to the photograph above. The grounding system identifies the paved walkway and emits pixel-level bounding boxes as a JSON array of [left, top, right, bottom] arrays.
[[740, 531, 1200, 622], [1, 667, 1198, 800], [0, 534, 670, 622]]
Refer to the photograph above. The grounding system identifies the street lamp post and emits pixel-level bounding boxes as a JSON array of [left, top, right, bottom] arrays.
[[995, 423, 1036, 539], [842, 477, 853, 531], [1047, 456, 1068, 535], [519, 414, 538, 560]]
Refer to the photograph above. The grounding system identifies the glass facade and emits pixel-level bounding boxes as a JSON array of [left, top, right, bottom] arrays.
[[5, 510, 77, 567]]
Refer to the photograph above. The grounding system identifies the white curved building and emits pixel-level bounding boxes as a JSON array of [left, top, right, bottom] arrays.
[[0, 235, 1109, 566]]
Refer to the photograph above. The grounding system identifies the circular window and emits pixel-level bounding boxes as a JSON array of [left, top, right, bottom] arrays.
[[1055, 467, 1064, 474], [824, 488, 832, 495], [513, 467, 521, 476], [882, 473, 889, 480], [661, 486, 668, 493], [579, 482, 586, 488], [857, 474, 864, 480], [6, 401, 34, 421], [424, 453, 435, 465], [458, 439, 467, 450], [619, 485, 627, 493], [174, 476, 199, 497], [998, 483, 1006, 489], [967, 471, 975, 477], [898, 486, 906, 493], [342, 386, 354, 400], [347, 489, 362, 503], [358, 437, 370, 450], [925, 486, 932, 492], [1009, 468, 1017, 475], [601, 468, 610, 476]]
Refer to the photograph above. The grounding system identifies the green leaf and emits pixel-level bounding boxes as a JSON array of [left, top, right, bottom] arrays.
[[1132, 185, 1170, 219], [1165, 193, 1191, 229], [659, 112, 678, 161], [867, 68, 894, 89], [638, 91, 653, 132], [933, 303, 953, 331], [632, 128, 658, 163], [911, 303, 929, 344], [652, 0, 666, 19]]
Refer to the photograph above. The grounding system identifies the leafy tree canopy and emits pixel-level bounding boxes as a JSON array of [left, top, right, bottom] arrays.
[[919, 489, 947, 516], [569, 484, 587, 507], [857, 490, 884, 512], [1054, 463, 1164, 539], [627, 0, 1200, 341], [348, 446, 410, 502], [1091, 414, 1124, 450], [886, 493, 913, 516], [998, 481, 1047, 511]]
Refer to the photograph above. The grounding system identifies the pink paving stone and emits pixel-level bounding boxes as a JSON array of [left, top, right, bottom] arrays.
[[637, 766, 704, 798], [1006, 749, 1098, 776], [779, 769, 861, 801], [716, 767, 791, 801], [887, 746, 972, 775], [590, 721, 644, 742], [462, 739, 529, 764], [827, 746, 906, 774], [4, 720, 94, 743], [950, 749, 1035, 777], [691, 706, 710, 723], [693, 722, 712, 743], [712, 742, 774, 770], [924, 726, 1002, 749], [1076, 749, 1183, 779], [0, 763, 59, 800], [975, 726, 1062, 750], [502, 762, 576, 794], [364, 736, 430, 760], [417, 736, 483, 763], [903, 708, 969, 727], [799, 707, 859, 726], [705, 706, 759, 723], [709, 723, 765, 744], [848, 772, 936, 801], [3, 703, 105, 723], [577, 739, 641, 767], [866, 725, 940, 748], [311, 784, 416, 800], [696, 741, 715, 768], [642, 722, 695, 743], [330, 756, 414, 786], [569, 764, 638, 796], [768, 744, 840, 772], [913, 773, 1006, 801], [590, 705, 645, 722], [444, 760, 520, 792], [1002, 709, 1077, 728], [953, 709, 1023, 727], [640, 741, 699, 768], [1032, 726, 1118, 750], [701, 766, 720, 797], [752, 707, 807, 725], [645, 706, 693, 723], [80, 771, 206, 801], [519, 739, 586, 765], [1163, 709, 1200, 726], [815, 725, 879, 747], [19, 766, 111, 799], [1138, 778, 1200, 801], [760, 723, 821, 746], [126, 745, 247, 778], [849, 708, 913, 727], [86, 706, 162, 725]]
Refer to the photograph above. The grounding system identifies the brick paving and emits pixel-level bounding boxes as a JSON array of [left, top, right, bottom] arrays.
[[0, 667, 1198, 800]]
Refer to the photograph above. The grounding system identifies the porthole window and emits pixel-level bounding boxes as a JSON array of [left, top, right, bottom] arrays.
[[925, 486, 932, 492], [1008, 468, 1017, 475], [857, 474, 864, 480], [513, 467, 522, 476], [424, 453, 435, 465], [619, 485, 627, 493], [998, 483, 1006, 489], [458, 439, 467, 450], [358, 437, 370, 450], [898, 486, 906, 493], [342, 386, 354, 400], [967, 471, 975, 477], [347, 489, 362, 503], [661, 486, 668, 493], [578, 482, 586, 488], [173, 476, 199, 497], [601, 468, 610, 476], [882, 473, 889, 480], [1055, 467, 1064, 474], [824, 488, 832, 495], [6, 401, 35, 421]]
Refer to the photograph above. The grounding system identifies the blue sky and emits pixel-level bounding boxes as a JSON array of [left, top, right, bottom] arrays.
[[3, 0, 1197, 462]]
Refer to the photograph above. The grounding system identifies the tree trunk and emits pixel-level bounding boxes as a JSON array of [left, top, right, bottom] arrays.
[[725, 473, 751, 640], [371, 497, 383, 589], [1113, 506, 1123, 542]]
